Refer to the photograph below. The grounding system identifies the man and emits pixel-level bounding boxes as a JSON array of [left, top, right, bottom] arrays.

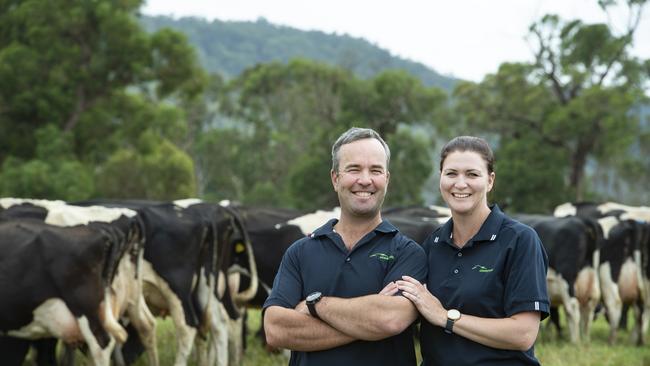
[[264, 127, 427, 365]]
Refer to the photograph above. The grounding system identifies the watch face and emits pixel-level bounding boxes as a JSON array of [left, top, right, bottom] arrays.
[[447, 309, 461, 321], [306, 291, 322, 302]]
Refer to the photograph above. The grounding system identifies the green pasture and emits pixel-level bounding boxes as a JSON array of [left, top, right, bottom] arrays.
[[127, 309, 650, 366]]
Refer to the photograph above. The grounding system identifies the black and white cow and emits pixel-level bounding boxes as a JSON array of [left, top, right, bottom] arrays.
[[555, 202, 650, 345], [515, 214, 602, 343], [77, 199, 258, 366], [0, 198, 156, 365], [0, 218, 127, 365]]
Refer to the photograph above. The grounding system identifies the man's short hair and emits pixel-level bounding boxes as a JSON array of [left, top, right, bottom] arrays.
[[331, 127, 390, 172]]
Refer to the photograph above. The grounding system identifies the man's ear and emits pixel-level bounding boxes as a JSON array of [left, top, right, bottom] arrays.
[[331, 169, 339, 191]]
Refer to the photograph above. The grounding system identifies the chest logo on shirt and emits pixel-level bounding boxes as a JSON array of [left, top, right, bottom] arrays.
[[472, 264, 494, 273], [369, 252, 395, 261]]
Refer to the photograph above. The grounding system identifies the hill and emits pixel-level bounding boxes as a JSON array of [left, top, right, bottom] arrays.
[[139, 15, 459, 91]]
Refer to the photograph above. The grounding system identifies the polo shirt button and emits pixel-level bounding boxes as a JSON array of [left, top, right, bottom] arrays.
[[453, 269, 459, 274], [457, 252, 462, 257], [346, 257, 351, 262]]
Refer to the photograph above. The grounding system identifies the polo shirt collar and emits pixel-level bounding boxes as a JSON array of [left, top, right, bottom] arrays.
[[310, 218, 398, 238], [435, 204, 505, 246]]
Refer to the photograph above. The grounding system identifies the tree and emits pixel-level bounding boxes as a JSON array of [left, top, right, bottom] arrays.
[[96, 130, 197, 200], [0, 0, 205, 199], [203, 59, 448, 209], [0, 125, 94, 200], [454, 0, 648, 208]]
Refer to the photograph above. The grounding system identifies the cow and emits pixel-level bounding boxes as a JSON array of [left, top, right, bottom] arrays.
[[514, 214, 602, 343], [0, 198, 156, 365], [555, 202, 650, 345], [76, 199, 258, 366], [0, 219, 127, 365]]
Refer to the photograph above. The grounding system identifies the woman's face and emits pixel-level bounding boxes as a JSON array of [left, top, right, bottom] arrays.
[[439, 150, 494, 216]]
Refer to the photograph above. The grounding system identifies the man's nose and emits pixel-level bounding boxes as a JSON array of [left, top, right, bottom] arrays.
[[356, 170, 373, 184]]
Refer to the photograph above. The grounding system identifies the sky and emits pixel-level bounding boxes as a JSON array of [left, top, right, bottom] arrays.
[[142, 0, 650, 82]]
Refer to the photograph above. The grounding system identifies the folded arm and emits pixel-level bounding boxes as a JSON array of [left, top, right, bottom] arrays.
[[264, 305, 355, 351], [397, 276, 541, 351], [315, 292, 418, 341]]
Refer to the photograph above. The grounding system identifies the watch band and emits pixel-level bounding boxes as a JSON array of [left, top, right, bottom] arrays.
[[306, 291, 323, 319], [444, 309, 460, 334], [444, 318, 455, 334], [307, 301, 321, 320]]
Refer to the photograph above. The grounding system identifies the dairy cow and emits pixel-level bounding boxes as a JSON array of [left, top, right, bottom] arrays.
[[0, 219, 128, 365], [77, 199, 258, 366], [514, 214, 602, 343], [0, 198, 155, 365], [555, 202, 650, 345]]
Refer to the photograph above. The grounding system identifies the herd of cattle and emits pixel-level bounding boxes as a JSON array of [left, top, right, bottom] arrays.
[[0, 198, 648, 365]]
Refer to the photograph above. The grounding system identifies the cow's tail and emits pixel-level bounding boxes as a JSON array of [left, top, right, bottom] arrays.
[[227, 207, 259, 305]]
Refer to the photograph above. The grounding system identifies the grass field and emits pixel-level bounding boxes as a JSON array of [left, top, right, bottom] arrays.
[[127, 308, 650, 366]]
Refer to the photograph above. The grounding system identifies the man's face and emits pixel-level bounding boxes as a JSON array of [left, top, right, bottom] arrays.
[[331, 138, 390, 219]]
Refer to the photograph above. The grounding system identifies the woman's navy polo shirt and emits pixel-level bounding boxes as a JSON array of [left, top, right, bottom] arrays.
[[264, 219, 427, 366], [420, 205, 549, 366]]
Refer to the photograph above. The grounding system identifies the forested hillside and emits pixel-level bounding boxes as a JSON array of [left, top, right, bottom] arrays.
[[1, 0, 648, 211], [139, 15, 459, 91]]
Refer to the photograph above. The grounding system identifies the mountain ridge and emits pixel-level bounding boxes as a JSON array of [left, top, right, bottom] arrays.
[[139, 15, 460, 91]]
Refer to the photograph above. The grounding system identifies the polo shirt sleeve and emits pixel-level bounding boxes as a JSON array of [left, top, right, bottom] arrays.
[[383, 237, 428, 286], [503, 226, 550, 320], [263, 241, 303, 310]]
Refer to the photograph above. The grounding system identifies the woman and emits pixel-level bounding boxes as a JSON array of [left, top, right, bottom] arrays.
[[397, 136, 549, 365]]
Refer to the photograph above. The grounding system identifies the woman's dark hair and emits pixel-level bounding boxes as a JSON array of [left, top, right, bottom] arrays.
[[439, 136, 495, 173]]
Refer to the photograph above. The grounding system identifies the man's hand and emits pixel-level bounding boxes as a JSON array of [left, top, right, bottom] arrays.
[[295, 300, 309, 315], [379, 281, 398, 296]]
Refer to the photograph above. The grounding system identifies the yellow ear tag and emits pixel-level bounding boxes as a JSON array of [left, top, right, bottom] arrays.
[[235, 242, 246, 253]]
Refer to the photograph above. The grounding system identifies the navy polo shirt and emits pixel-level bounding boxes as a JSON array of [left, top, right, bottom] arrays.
[[263, 219, 427, 366], [420, 205, 549, 366]]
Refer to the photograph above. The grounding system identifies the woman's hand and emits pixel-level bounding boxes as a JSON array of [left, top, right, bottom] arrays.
[[396, 275, 447, 327]]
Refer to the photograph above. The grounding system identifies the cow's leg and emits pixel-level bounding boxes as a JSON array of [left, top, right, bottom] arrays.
[[167, 296, 198, 366], [629, 301, 644, 346], [576, 266, 600, 343], [600, 263, 622, 344], [211, 302, 230, 366], [78, 315, 115, 366], [127, 296, 159, 366], [546, 269, 579, 342], [227, 316, 245, 366]]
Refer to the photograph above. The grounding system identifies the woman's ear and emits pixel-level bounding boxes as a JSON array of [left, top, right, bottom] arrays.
[[487, 172, 495, 192]]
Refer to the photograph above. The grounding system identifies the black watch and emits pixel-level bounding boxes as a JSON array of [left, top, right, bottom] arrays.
[[306, 291, 323, 319]]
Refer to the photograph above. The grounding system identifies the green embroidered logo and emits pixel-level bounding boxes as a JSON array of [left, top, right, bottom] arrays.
[[472, 265, 494, 273], [370, 253, 395, 261]]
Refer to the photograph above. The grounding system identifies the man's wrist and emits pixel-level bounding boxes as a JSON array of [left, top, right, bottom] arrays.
[[306, 291, 323, 319]]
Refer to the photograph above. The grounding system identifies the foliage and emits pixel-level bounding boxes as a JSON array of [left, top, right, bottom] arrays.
[[96, 130, 197, 200], [139, 15, 458, 91], [195, 59, 447, 210], [385, 128, 434, 206], [0, 125, 94, 200], [453, 1, 649, 209], [0, 0, 205, 199]]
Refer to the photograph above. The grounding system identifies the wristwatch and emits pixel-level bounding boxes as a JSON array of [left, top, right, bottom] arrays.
[[306, 291, 323, 319], [444, 309, 461, 334]]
